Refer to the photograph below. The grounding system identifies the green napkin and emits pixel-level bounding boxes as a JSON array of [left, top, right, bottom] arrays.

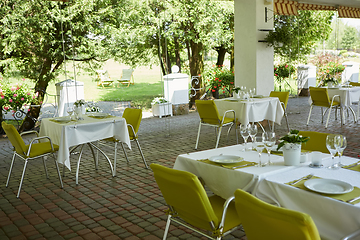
[[225, 99, 240, 102], [88, 114, 113, 119], [286, 176, 360, 205], [197, 159, 257, 169], [49, 119, 72, 124], [342, 162, 360, 172]]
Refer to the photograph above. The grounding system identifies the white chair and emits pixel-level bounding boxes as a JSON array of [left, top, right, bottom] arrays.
[[96, 70, 114, 88], [117, 69, 134, 87]]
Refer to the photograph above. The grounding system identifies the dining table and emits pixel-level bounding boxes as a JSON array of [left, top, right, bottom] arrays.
[[327, 86, 360, 123], [39, 114, 131, 184], [213, 97, 284, 130], [173, 144, 360, 240]]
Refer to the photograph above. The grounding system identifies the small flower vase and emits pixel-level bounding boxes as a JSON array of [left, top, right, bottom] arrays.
[[74, 105, 84, 120], [283, 143, 301, 166], [327, 82, 334, 88], [233, 91, 240, 99]]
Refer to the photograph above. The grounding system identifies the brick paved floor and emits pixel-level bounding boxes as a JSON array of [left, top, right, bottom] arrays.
[[0, 96, 359, 240]]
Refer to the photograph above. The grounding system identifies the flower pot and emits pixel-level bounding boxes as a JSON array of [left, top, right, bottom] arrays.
[[283, 143, 301, 166], [327, 82, 334, 88], [74, 105, 85, 120], [233, 91, 240, 99], [152, 102, 173, 118]]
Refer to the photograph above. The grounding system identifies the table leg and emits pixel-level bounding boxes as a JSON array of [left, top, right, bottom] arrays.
[[88, 142, 114, 177], [76, 145, 85, 185], [87, 143, 98, 170]]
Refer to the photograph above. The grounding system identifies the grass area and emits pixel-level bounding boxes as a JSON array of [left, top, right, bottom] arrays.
[[5, 60, 165, 109]]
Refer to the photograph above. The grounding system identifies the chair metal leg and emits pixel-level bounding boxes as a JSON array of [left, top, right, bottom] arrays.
[[325, 106, 332, 128], [6, 153, 16, 187], [121, 142, 130, 163], [17, 159, 29, 198], [53, 153, 64, 189], [114, 142, 118, 175], [215, 126, 223, 148], [307, 106, 313, 125], [195, 122, 202, 149], [135, 139, 149, 169], [163, 215, 172, 240], [43, 157, 49, 179]]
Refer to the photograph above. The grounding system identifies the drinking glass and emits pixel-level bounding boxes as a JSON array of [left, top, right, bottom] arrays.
[[248, 123, 258, 150], [249, 88, 255, 100], [326, 135, 340, 169], [254, 136, 265, 167], [239, 124, 250, 151], [335, 135, 347, 167], [67, 106, 74, 120], [263, 132, 276, 165]]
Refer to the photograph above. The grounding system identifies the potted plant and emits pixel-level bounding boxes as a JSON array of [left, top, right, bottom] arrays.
[[277, 130, 310, 166], [232, 87, 241, 99], [151, 97, 172, 118], [203, 65, 234, 99]]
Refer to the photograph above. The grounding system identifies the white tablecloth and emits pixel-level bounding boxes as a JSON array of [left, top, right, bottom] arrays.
[[174, 144, 297, 199], [256, 156, 360, 240], [214, 97, 284, 125], [39, 115, 131, 171], [327, 87, 360, 107], [174, 145, 360, 239]]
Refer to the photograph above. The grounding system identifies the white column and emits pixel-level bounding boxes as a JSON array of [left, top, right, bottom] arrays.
[[234, 0, 274, 96]]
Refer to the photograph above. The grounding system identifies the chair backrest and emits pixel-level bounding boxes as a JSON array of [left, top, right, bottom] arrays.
[[150, 163, 220, 231], [122, 108, 142, 138], [195, 100, 221, 125], [299, 131, 330, 154], [309, 87, 331, 107], [270, 91, 290, 109], [121, 69, 134, 81], [2, 122, 27, 155], [234, 189, 321, 240], [350, 82, 360, 87], [96, 70, 111, 81]]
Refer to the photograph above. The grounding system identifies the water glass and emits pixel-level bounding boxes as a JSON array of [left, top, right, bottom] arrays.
[[326, 134, 340, 169], [263, 132, 276, 165], [335, 135, 347, 167], [239, 124, 250, 151], [254, 136, 265, 167], [67, 106, 74, 120], [248, 123, 258, 150]]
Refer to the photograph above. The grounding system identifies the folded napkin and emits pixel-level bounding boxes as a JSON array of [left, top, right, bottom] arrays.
[[225, 99, 240, 102], [88, 114, 113, 119], [286, 176, 360, 205], [49, 118, 72, 124], [197, 159, 257, 169], [342, 162, 360, 172]]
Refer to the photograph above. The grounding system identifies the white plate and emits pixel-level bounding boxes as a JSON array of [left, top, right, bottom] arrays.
[[208, 155, 244, 164], [53, 117, 71, 122], [304, 179, 353, 195]]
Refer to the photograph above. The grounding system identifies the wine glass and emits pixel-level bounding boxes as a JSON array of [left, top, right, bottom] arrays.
[[263, 132, 276, 165], [239, 124, 250, 151], [254, 136, 265, 167], [335, 135, 347, 167], [326, 135, 340, 169], [248, 123, 258, 150], [249, 88, 255, 100], [67, 106, 74, 120]]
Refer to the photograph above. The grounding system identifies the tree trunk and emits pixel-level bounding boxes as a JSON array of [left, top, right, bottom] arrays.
[[174, 36, 181, 72], [215, 46, 227, 67]]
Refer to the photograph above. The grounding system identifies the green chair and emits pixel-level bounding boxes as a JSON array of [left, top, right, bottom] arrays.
[[307, 87, 342, 128], [195, 100, 237, 149], [234, 188, 321, 240], [270, 91, 290, 131], [2, 122, 63, 198], [99, 108, 148, 175], [298, 131, 331, 154], [150, 163, 241, 240]]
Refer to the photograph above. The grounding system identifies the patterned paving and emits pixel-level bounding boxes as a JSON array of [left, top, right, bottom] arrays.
[[0, 96, 359, 240]]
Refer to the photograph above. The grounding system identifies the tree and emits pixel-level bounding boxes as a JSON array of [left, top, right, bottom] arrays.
[[341, 26, 358, 50], [0, 0, 141, 131], [265, 10, 334, 62]]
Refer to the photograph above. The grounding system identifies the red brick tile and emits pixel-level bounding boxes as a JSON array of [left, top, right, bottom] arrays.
[[126, 225, 144, 235], [111, 216, 127, 225], [83, 232, 102, 240], [77, 228, 92, 236]]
